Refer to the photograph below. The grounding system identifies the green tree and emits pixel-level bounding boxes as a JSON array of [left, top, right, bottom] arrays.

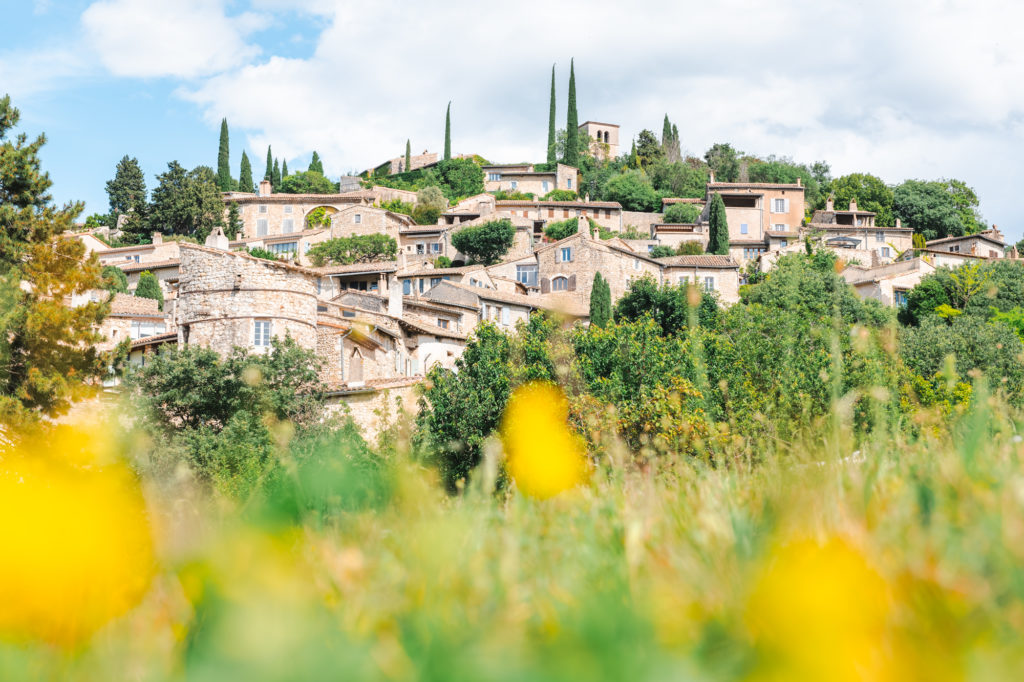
[[134, 270, 164, 310], [649, 160, 708, 199], [246, 246, 278, 261], [216, 118, 232, 191], [451, 219, 515, 265], [547, 64, 557, 165], [238, 150, 254, 193], [105, 155, 148, 228], [614, 275, 718, 335], [307, 234, 398, 266], [893, 179, 964, 241], [281, 159, 288, 178], [650, 245, 675, 258], [829, 173, 894, 226], [277, 171, 336, 194], [748, 156, 821, 208], [149, 162, 223, 241], [564, 59, 579, 167], [676, 241, 704, 255], [444, 102, 452, 161], [663, 202, 701, 224], [272, 158, 281, 188], [308, 151, 323, 174], [101, 265, 128, 293], [435, 158, 484, 200], [225, 201, 243, 240], [635, 129, 663, 169], [706, 192, 729, 255], [704, 143, 740, 182], [405, 140, 411, 172], [944, 178, 984, 234], [603, 170, 659, 211], [264, 146, 273, 181], [412, 185, 447, 225], [589, 272, 612, 327]]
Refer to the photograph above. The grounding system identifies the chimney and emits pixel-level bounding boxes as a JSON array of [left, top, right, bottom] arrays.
[[709, 170, 715, 183], [796, 177, 802, 187], [397, 250, 407, 269], [826, 197, 834, 211], [895, 218, 901, 228], [258, 179, 272, 197], [205, 226, 230, 250], [151, 231, 163, 245], [849, 198, 858, 212], [388, 275, 403, 318]]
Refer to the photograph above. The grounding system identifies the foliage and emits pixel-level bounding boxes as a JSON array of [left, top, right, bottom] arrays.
[[544, 217, 579, 241], [224, 201, 242, 240], [307, 234, 397, 266], [443, 102, 452, 161], [305, 206, 331, 229], [451, 218, 515, 265], [547, 64, 557, 165], [264, 145, 273, 181], [272, 158, 281, 188], [589, 272, 611, 327], [634, 129, 664, 169], [662, 202, 701, 224], [649, 245, 675, 258], [238, 150, 254, 193], [308, 151, 323, 174], [676, 241, 704, 255], [101, 265, 128, 293], [411, 185, 447, 224], [542, 189, 577, 201], [706, 192, 729, 255], [246, 247, 279, 261], [280, 160, 289, 178], [564, 59, 578, 167], [435, 158, 484, 201], [216, 118, 232, 191], [614, 275, 718, 335], [899, 260, 1024, 326], [704, 142, 740, 182], [405, 139, 411, 172], [603, 170, 659, 212], [277, 171, 336, 195], [990, 306, 1024, 342], [661, 114, 682, 162], [648, 159, 708, 199], [893, 179, 963, 241], [105, 155, 147, 232], [748, 155, 822, 208], [829, 172, 894, 226], [492, 190, 535, 201], [134, 271, 164, 309], [944, 178, 984, 234], [149, 162, 223, 242], [434, 255, 452, 269], [380, 198, 414, 217]]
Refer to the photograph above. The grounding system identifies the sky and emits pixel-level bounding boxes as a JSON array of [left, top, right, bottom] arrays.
[[3, 0, 1023, 238]]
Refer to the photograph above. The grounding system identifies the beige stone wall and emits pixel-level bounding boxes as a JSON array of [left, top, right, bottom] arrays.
[[621, 211, 662, 234], [579, 122, 620, 160], [176, 246, 318, 354], [325, 384, 419, 443], [97, 240, 181, 267], [331, 206, 407, 239], [498, 204, 621, 231], [662, 266, 741, 305], [537, 236, 661, 304]]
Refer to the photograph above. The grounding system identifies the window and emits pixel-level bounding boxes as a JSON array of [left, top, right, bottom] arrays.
[[284, 205, 293, 214], [567, 178, 573, 189], [254, 320, 271, 348], [542, 180, 550, 193], [950, 245, 961, 253], [431, 243, 441, 253], [501, 306, 510, 325], [257, 219, 268, 236], [304, 242, 311, 253], [129, 320, 166, 340], [516, 264, 538, 287], [678, 276, 690, 285], [402, 279, 412, 295], [511, 181, 518, 190], [740, 223, 748, 235], [437, 318, 449, 329], [354, 214, 362, 224], [894, 289, 909, 307], [633, 259, 641, 270], [772, 198, 788, 213], [133, 255, 140, 263], [875, 231, 884, 243], [774, 224, 787, 232], [342, 310, 356, 318], [317, 279, 323, 295], [416, 243, 425, 254], [430, 277, 442, 287], [563, 209, 570, 218], [743, 246, 766, 259], [269, 242, 297, 256], [418, 278, 425, 293], [488, 173, 501, 181], [779, 240, 788, 248], [283, 219, 294, 233], [552, 276, 569, 291], [258, 204, 267, 214], [559, 247, 573, 262], [704, 277, 715, 292], [880, 247, 891, 258]]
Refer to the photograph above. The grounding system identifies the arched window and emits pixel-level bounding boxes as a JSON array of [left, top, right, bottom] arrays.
[[552, 276, 568, 291], [604, 131, 610, 143]]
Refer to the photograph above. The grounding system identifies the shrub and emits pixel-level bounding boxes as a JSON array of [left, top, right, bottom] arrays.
[[492, 190, 535, 201], [308, 234, 397, 266], [662, 202, 701, 224], [676, 241, 704, 255], [603, 170, 659, 211], [305, 206, 331, 229], [411, 205, 441, 225], [246, 247, 279, 261], [614, 275, 719, 335], [101, 265, 128, 293], [277, 171, 336, 195], [134, 271, 164, 310], [650, 245, 675, 258], [542, 189, 577, 201], [380, 198, 415, 217], [434, 256, 452, 269], [544, 217, 579, 241], [451, 219, 515, 265]]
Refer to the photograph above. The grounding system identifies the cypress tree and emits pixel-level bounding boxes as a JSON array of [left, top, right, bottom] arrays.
[[281, 159, 288, 178], [134, 271, 164, 310], [216, 118, 232, 191], [707, 192, 729, 255], [629, 140, 638, 168], [547, 64, 557, 165], [309, 151, 323, 174], [662, 115, 672, 147], [225, 202, 243, 240], [589, 272, 611, 327], [564, 58, 578, 167], [272, 158, 281, 188], [239, 150, 254, 192], [405, 139, 411, 172], [444, 102, 451, 161], [264, 146, 273, 181]]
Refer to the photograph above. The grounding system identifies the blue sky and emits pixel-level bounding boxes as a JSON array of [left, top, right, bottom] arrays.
[[4, 0, 1024, 239]]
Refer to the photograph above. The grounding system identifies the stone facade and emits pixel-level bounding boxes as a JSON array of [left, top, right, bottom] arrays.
[[578, 121, 620, 161], [658, 255, 741, 304], [331, 205, 413, 239], [482, 163, 578, 196], [925, 229, 1006, 259], [842, 257, 937, 307], [535, 233, 662, 303]]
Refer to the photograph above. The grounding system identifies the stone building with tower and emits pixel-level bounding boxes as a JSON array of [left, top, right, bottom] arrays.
[[578, 121, 619, 161]]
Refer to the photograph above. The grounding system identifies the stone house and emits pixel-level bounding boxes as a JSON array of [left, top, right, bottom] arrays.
[[93, 232, 181, 268], [578, 121, 620, 161], [441, 193, 497, 226], [655, 255, 741, 304], [496, 199, 623, 238], [396, 263, 494, 297], [482, 163, 578, 196], [96, 293, 170, 352], [925, 229, 1006, 260], [841, 257, 937, 307], [650, 223, 705, 251], [534, 231, 663, 303], [399, 226, 452, 259], [807, 198, 913, 263], [331, 204, 415, 239], [696, 178, 806, 264], [424, 281, 538, 332], [313, 261, 398, 298], [229, 228, 332, 266], [369, 151, 438, 176]]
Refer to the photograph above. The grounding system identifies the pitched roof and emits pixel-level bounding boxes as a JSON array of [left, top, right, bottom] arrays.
[[926, 232, 1006, 247], [117, 259, 180, 273], [654, 255, 739, 269], [109, 293, 161, 316], [497, 199, 622, 209], [230, 228, 328, 245], [399, 264, 487, 277], [129, 332, 177, 349], [397, 316, 468, 340], [708, 182, 804, 191]]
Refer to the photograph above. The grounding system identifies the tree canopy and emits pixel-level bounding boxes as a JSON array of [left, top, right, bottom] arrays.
[[149, 162, 223, 241], [307, 234, 397, 266], [278, 171, 336, 195], [451, 219, 515, 265]]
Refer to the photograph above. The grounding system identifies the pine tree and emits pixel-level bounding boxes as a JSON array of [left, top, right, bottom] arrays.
[[105, 155, 148, 224], [308, 151, 323, 174], [225, 202, 243, 240], [134, 271, 164, 310], [564, 59, 579, 167], [444, 102, 452, 161], [707, 192, 729, 255], [547, 64, 557, 165], [264, 146, 273, 181], [281, 159, 288, 178], [405, 139, 411, 172], [216, 118, 232, 191], [272, 158, 281, 188], [589, 272, 611, 327], [629, 140, 638, 168], [239, 150, 254, 192], [662, 114, 672, 147]]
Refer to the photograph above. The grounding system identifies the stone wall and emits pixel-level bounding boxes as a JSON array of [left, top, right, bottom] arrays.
[[621, 211, 663, 235], [331, 205, 409, 239], [176, 244, 318, 354], [537, 235, 661, 304], [325, 383, 419, 443]]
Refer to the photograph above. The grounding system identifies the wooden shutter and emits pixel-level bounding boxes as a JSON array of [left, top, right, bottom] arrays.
[[568, 274, 577, 291], [541, 277, 550, 293]]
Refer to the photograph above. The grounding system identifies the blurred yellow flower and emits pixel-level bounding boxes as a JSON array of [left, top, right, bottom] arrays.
[[0, 425, 155, 647], [745, 536, 893, 682], [501, 382, 587, 499]]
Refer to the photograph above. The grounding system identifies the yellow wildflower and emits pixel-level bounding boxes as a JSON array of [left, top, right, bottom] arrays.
[[0, 425, 155, 647], [501, 382, 587, 499]]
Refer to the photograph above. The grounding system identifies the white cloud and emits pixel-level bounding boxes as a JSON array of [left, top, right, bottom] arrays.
[[0, 48, 89, 99], [81, 0, 266, 79], [178, 0, 1024, 235]]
